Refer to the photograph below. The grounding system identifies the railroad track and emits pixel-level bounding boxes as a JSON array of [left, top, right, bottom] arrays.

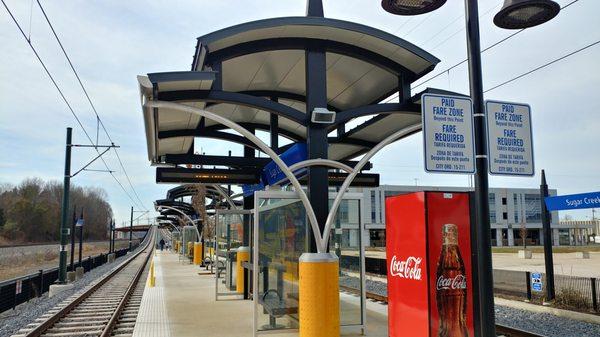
[[11, 229, 154, 337], [341, 285, 544, 337]]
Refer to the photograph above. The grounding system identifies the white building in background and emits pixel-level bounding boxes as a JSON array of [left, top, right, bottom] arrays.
[[351, 185, 594, 247]]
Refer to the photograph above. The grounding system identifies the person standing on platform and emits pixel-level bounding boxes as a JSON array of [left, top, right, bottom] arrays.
[[159, 238, 165, 251]]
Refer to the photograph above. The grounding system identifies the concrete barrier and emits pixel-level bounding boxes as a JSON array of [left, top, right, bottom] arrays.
[[75, 267, 84, 280], [518, 250, 532, 259]]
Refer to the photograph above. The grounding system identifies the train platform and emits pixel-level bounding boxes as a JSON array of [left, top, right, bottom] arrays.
[[132, 250, 388, 337]]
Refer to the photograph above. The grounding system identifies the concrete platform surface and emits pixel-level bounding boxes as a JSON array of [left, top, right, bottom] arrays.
[[133, 251, 388, 337]]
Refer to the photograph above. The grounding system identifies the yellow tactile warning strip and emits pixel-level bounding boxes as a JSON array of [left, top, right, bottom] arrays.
[[132, 253, 171, 337]]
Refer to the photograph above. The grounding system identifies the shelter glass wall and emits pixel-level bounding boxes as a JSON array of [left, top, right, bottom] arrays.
[[215, 210, 245, 300], [253, 191, 365, 335]]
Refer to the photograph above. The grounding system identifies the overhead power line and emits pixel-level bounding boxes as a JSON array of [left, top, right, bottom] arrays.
[[1, 0, 147, 212], [35, 0, 148, 211], [484, 39, 600, 93]]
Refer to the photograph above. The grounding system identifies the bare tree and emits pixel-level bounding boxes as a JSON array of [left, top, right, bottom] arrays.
[[188, 184, 209, 239]]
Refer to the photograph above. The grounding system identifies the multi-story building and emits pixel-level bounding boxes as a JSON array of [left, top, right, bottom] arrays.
[[352, 185, 593, 247]]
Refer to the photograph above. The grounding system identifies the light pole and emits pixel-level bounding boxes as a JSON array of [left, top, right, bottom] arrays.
[[380, 1, 561, 335]]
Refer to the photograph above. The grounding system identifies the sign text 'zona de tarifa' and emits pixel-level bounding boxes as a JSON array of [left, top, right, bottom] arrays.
[[422, 94, 476, 174], [485, 100, 534, 176]]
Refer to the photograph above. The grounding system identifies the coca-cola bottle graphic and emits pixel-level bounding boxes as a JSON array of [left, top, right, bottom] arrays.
[[436, 224, 468, 337]]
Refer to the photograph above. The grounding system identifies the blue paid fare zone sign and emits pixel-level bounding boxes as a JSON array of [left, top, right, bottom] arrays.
[[422, 93, 475, 174], [545, 191, 600, 211], [485, 100, 534, 176]]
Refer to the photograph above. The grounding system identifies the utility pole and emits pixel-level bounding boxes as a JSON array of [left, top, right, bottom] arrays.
[[58, 127, 73, 284], [540, 169, 556, 301], [129, 206, 133, 252]]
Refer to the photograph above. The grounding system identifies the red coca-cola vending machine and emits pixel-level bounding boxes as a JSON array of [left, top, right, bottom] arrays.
[[386, 191, 478, 337]]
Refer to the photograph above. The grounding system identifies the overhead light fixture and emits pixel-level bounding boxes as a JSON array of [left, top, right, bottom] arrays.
[[381, 0, 447, 16], [311, 108, 336, 124], [494, 0, 560, 29]]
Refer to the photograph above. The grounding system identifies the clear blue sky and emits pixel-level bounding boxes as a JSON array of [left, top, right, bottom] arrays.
[[1, 0, 599, 224]]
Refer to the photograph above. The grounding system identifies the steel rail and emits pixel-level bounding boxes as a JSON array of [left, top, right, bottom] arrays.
[[99, 240, 153, 337], [23, 230, 154, 337]]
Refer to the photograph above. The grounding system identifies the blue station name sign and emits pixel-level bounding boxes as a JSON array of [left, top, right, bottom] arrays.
[[544, 191, 600, 211]]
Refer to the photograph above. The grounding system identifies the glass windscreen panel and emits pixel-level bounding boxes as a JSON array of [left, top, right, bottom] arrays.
[[255, 196, 364, 332], [256, 199, 307, 331], [216, 213, 243, 296], [329, 198, 363, 326]]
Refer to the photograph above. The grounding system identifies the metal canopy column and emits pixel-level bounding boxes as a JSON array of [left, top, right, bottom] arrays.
[[305, 43, 328, 252], [243, 125, 254, 299]]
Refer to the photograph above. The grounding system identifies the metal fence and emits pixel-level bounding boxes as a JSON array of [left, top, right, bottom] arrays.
[[356, 256, 599, 313], [0, 243, 139, 314]]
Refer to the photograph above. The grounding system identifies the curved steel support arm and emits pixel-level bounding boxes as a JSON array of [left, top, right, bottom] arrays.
[[145, 101, 325, 253], [288, 158, 354, 174], [323, 124, 422, 245], [156, 205, 201, 242]]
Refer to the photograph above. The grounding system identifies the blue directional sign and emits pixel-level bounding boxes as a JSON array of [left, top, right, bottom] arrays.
[[261, 143, 307, 186], [531, 272, 543, 292], [545, 191, 600, 211], [241, 182, 264, 197]]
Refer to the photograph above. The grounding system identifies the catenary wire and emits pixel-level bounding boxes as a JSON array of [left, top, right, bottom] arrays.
[[2, 0, 147, 212], [484, 39, 600, 93], [36, 0, 148, 211]]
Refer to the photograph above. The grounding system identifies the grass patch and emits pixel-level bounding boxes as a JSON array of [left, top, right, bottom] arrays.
[[554, 287, 592, 311]]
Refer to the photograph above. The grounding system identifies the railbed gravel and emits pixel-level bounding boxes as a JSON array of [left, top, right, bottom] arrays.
[[0, 247, 143, 337], [340, 274, 600, 337]]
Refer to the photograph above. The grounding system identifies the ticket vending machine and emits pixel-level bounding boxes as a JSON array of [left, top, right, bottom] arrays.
[[386, 191, 478, 337]]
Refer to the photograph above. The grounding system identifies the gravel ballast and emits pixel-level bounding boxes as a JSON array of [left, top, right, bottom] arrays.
[[341, 274, 600, 337], [0, 247, 143, 337]]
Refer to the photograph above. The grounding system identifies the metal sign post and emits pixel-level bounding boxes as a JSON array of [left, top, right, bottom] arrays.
[[76, 211, 84, 265]]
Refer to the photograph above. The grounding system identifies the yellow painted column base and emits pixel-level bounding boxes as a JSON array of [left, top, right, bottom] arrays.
[[148, 260, 156, 287], [193, 242, 203, 265], [299, 252, 340, 337], [236, 246, 250, 294]]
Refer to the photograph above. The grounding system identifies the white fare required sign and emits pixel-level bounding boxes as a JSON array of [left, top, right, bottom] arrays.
[[422, 93, 476, 174], [485, 100, 534, 176]]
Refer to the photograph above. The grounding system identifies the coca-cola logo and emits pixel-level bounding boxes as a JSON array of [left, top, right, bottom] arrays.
[[389, 255, 422, 280], [436, 274, 467, 290]]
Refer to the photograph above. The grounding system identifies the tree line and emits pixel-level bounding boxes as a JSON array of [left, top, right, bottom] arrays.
[[0, 178, 113, 243]]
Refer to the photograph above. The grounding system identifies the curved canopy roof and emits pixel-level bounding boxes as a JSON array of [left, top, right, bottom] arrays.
[[139, 15, 446, 167], [154, 199, 197, 216]]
